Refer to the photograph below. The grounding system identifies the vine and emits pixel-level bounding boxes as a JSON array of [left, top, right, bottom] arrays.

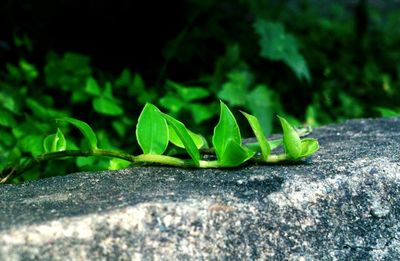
[[0, 101, 319, 183]]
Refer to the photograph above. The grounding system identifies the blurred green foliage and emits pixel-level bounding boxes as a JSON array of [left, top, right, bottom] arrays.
[[1, 0, 400, 182]]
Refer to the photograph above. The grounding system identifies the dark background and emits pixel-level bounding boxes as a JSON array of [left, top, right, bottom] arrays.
[[0, 0, 188, 80]]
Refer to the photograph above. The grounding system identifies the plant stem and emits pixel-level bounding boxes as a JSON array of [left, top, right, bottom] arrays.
[[252, 153, 288, 164], [0, 148, 290, 184], [134, 154, 193, 167], [0, 149, 136, 183], [266, 153, 289, 162], [199, 160, 220, 168]]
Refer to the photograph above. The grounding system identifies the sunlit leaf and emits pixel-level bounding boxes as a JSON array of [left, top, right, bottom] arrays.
[[212, 101, 242, 161], [59, 117, 98, 150], [212, 101, 253, 166], [300, 138, 319, 158], [136, 103, 169, 155], [43, 128, 67, 153], [218, 139, 255, 167], [278, 115, 302, 159], [162, 113, 200, 166], [241, 111, 270, 160], [168, 125, 207, 149], [43, 134, 57, 152]]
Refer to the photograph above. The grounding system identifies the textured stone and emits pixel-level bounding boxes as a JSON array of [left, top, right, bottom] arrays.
[[0, 117, 400, 260]]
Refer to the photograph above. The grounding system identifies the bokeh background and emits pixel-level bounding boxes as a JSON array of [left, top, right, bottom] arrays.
[[1, 0, 400, 181]]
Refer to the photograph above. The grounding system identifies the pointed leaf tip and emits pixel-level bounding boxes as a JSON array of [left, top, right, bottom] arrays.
[[59, 117, 98, 150], [278, 115, 301, 159], [136, 103, 169, 155], [241, 111, 270, 161], [162, 113, 200, 166]]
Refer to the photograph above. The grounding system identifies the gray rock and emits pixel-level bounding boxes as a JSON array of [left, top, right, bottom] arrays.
[[1, 117, 400, 260]]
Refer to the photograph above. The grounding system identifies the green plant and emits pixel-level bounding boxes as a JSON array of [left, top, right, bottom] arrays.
[[0, 101, 319, 183], [4, 1, 399, 185]]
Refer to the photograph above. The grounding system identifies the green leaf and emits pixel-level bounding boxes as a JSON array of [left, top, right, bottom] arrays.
[[0, 91, 17, 113], [103, 82, 114, 99], [166, 80, 210, 102], [115, 69, 131, 88], [85, 77, 101, 95], [159, 95, 185, 113], [374, 107, 400, 117], [243, 139, 282, 154], [19, 59, 39, 81], [162, 114, 200, 166], [59, 117, 98, 150], [246, 85, 278, 135], [112, 120, 127, 138], [43, 128, 67, 153], [76, 157, 96, 168], [269, 139, 283, 150], [189, 103, 217, 124], [253, 19, 310, 82], [213, 101, 247, 164], [62, 52, 91, 72], [278, 115, 302, 159], [241, 111, 270, 161], [131, 73, 145, 93], [136, 103, 169, 155], [219, 139, 255, 167], [26, 98, 65, 119], [109, 158, 131, 170], [19, 135, 44, 157], [300, 138, 319, 158], [0, 129, 15, 147], [0, 109, 16, 127], [93, 97, 124, 116], [168, 125, 207, 149], [218, 70, 253, 106]]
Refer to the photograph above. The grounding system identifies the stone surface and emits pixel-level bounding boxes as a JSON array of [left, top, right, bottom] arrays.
[[1, 117, 400, 260]]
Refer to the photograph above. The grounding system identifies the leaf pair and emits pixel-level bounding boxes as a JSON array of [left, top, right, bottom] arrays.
[[278, 116, 319, 160], [136, 103, 204, 166], [54, 117, 98, 151], [212, 102, 255, 167], [43, 128, 66, 153]]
